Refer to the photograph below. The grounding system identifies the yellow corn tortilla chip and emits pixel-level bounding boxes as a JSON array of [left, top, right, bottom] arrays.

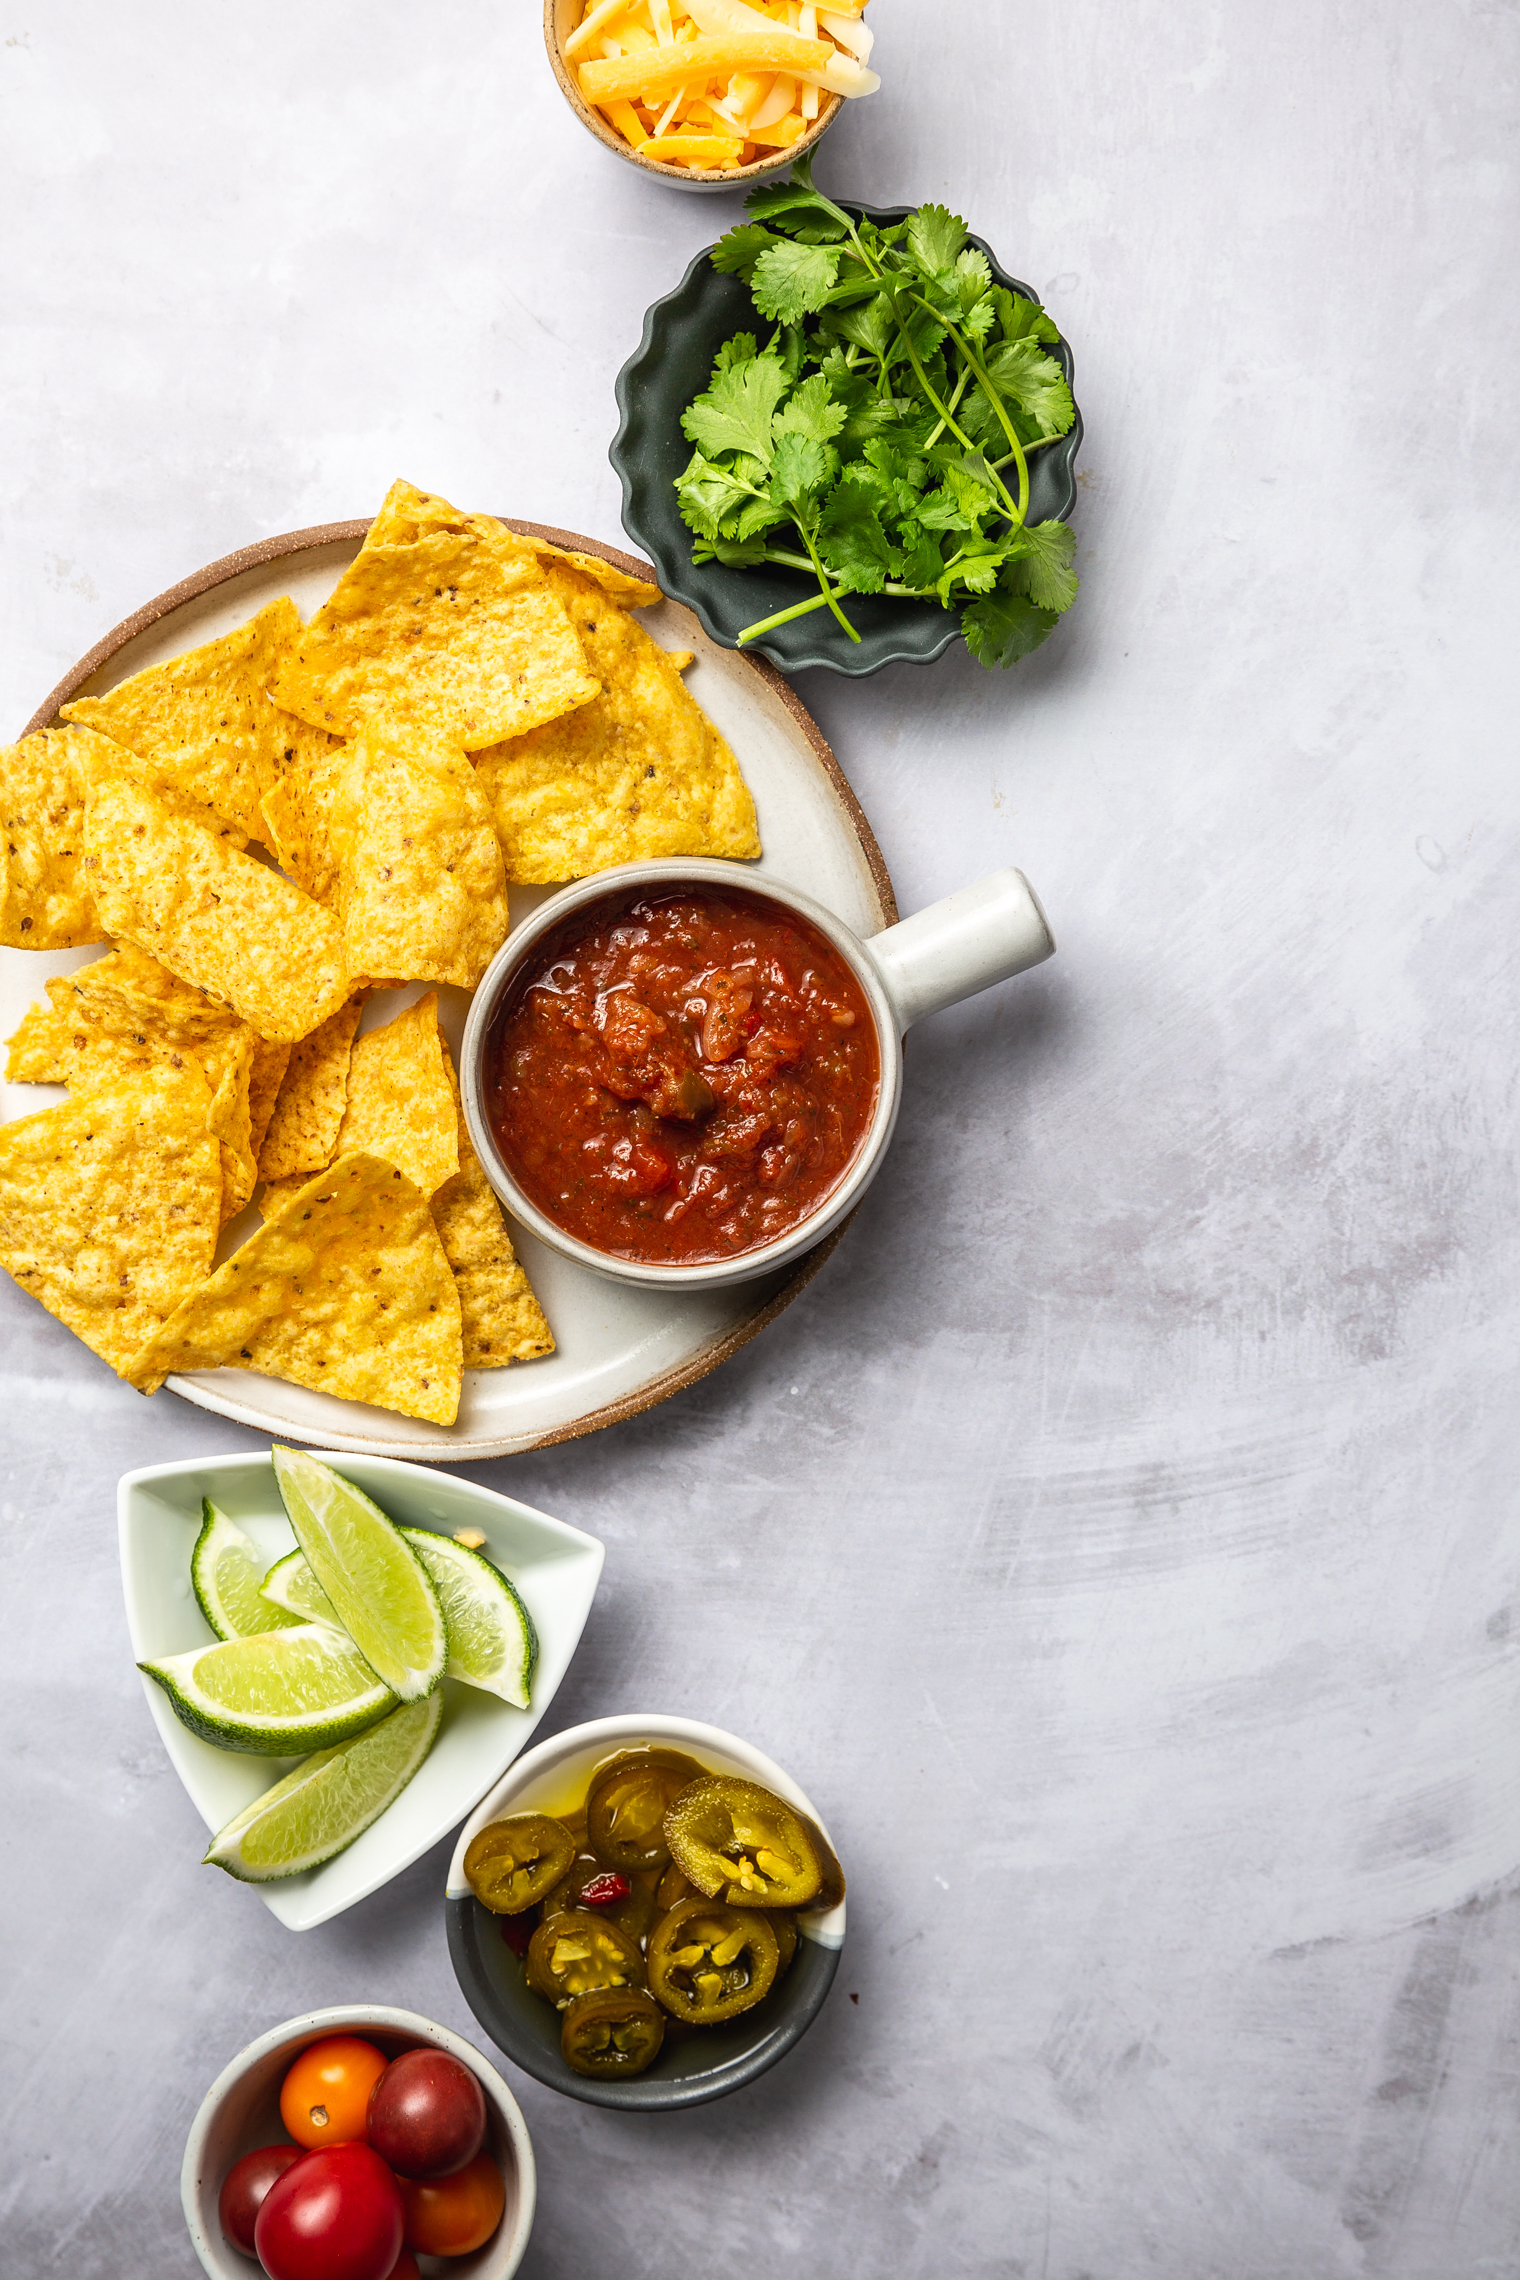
[[126, 1151, 464, 1426], [259, 756, 341, 905], [472, 565, 760, 882], [332, 992, 458, 1199], [0, 726, 120, 948], [433, 1053, 553, 1367], [0, 1058, 221, 1375], [5, 998, 71, 1083], [267, 480, 600, 750], [55, 1028, 254, 1227], [328, 717, 509, 987], [522, 538, 661, 610], [247, 1036, 292, 1161], [83, 775, 350, 1043], [62, 599, 306, 843], [44, 942, 250, 1053], [256, 993, 366, 1183]]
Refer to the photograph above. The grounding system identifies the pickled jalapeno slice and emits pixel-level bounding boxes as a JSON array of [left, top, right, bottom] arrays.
[[586, 1748, 708, 1872], [526, 1909, 646, 2006], [663, 1776, 844, 1911], [464, 1814, 577, 1914], [771, 1911, 799, 1975], [646, 1897, 780, 2025], [655, 1861, 697, 1913], [560, 1988, 666, 2080]]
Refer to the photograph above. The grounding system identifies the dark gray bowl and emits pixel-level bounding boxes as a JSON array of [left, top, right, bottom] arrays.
[[447, 1896, 840, 2112], [611, 198, 1083, 677]]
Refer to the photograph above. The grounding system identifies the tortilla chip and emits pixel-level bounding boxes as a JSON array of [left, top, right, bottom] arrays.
[[328, 717, 509, 987], [472, 565, 760, 882], [83, 775, 350, 1043], [433, 1053, 553, 1367], [522, 537, 661, 610], [126, 1151, 464, 1426], [259, 757, 341, 905], [332, 993, 458, 1199], [44, 941, 248, 1053], [0, 726, 117, 948], [267, 479, 600, 750], [0, 1058, 221, 1375], [62, 599, 306, 843], [256, 993, 365, 1183], [247, 1036, 292, 1160], [5, 999, 71, 1083]]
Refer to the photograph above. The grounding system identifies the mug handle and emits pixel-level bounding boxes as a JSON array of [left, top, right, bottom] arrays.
[[861, 869, 1055, 1036]]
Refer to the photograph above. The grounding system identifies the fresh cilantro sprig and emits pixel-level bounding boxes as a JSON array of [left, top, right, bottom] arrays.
[[673, 158, 1080, 668]]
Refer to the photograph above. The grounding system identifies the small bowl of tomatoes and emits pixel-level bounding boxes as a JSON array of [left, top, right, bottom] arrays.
[[182, 2006, 535, 2280]]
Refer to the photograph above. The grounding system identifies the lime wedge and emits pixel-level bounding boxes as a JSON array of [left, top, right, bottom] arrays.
[[139, 1624, 395, 1754], [261, 1547, 340, 1629], [271, 1448, 446, 1704], [204, 1694, 442, 1882], [402, 1528, 538, 1708], [191, 1502, 303, 1642]]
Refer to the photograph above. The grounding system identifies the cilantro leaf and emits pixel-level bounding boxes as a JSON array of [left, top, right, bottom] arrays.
[[713, 332, 759, 375], [674, 450, 759, 543], [711, 224, 778, 280], [977, 339, 1076, 435], [906, 202, 968, 278], [962, 588, 1061, 667], [899, 533, 949, 593], [1006, 520, 1079, 612], [681, 352, 791, 464], [774, 373, 847, 447], [770, 432, 835, 516], [991, 287, 1061, 345], [825, 294, 893, 359], [750, 241, 842, 325], [818, 487, 899, 594]]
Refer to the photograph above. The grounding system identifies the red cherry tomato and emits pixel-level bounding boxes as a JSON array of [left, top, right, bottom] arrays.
[[254, 2142, 404, 2280], [218, 2144, 302, 2257], [366, 2048, 486, 2180], [279, 2036, 389, 2150], [399, 2150, 505, 2256]]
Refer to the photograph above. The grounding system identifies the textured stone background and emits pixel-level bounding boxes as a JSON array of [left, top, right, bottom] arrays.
[[2, 3, 1518, 2274]]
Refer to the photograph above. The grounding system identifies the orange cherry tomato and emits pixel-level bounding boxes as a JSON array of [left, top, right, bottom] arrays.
[[399, 2151, 505, 2256], [279, 2036, 390, 2151]]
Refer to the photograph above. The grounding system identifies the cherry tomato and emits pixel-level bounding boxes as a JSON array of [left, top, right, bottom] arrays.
[[254, 2142, 403, 2280], [279, 2035, 389, 2150], [366, 2048, 486, 2181], [399, 2150, 505, 2256], [217, 2144, 302, 2256], [383, 2255, 421, 2280]]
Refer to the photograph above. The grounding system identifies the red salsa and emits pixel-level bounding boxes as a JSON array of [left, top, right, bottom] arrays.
[[485, 887, 879, 1265]]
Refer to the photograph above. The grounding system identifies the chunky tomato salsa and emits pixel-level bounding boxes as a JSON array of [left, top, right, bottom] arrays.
[[485, 887, 880, 1265]]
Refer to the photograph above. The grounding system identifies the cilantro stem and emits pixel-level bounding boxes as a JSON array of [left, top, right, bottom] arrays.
[[988, 433, 1065, 469], [737, 589, 838, 643], [887, 305, 1025, 528], [798, 522, 861, 642], [923, 361, 974, 450], [911, 293, 1031, 525]]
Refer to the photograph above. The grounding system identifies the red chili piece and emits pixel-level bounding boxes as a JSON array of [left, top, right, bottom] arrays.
[[580, 1872, 632, 1908], [498, 1912, 535, 1957]]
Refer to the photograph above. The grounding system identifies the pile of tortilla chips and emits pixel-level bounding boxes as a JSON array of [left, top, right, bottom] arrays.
[[0, 479, 761, 1424]]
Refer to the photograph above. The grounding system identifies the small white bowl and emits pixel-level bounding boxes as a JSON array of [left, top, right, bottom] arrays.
[[446, 1713, 845, 2109], [181, 2005, 535, 2280], [119, 1451, 604, 1930]]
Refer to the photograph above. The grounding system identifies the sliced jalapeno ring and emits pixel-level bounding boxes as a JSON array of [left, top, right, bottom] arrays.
[[464, 1813, 576, 1914], [655, 1860, 697, 1913], [525, 1909, 647, 2006], [664, 1776, 843, 1911], [646, 1897, 780, 2025], [585, 1747, 708, 1873], [561, 1988, 667, 2080], [770, 1910, 799, 1975]]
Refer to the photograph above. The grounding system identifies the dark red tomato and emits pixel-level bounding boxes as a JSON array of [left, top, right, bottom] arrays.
[[365, 2048, 486, 2180], [254, 2142, 404, 2280], [218, 2144, 302, 2257], [382, 2254, 421, 2280], [486, 887, 879, 1266]]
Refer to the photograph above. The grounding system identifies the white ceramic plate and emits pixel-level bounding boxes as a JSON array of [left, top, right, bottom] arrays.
[[1, 521, 895, 1459], [118, 1449, 604, 1930]]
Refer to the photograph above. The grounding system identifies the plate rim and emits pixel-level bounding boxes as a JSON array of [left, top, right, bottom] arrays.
[[18, 517, 898, 1461]]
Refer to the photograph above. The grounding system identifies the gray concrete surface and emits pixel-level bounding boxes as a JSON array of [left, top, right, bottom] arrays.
[[2, 2, 1518, 2274]]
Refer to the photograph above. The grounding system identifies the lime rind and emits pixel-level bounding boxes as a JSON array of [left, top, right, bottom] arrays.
[[203, 1694, 443, 1882], [401, 1528, 539, 1708], [271, 1447, 447, 1704], [139, 1624, 395, 1755], [191, 1502, 302, 1642], [260, 1546, 341, 1629]]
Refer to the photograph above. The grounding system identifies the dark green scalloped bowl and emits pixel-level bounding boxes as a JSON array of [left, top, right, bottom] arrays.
[[611, 200, 1083, 677]]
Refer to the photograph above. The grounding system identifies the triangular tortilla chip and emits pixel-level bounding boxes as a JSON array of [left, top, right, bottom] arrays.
[[83, 775, 350, 1043], [0, 1058, 221, 1375], [127, 1151, 463, 1425], [267, 480, 600, 749], [247, 1036, 292, 1161], [0, 725, 116, 948], [5, 998, 71, 1082], [62, 599, 306, 843], [328, 716, 509, 987], [256, 994, 366, 1183], [433, 1051, 553, 1367], [472, 563, 760, 882], [259, 756, 341, 905], [330, 993, 458, 1199], [522, 537, 662, 610]]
